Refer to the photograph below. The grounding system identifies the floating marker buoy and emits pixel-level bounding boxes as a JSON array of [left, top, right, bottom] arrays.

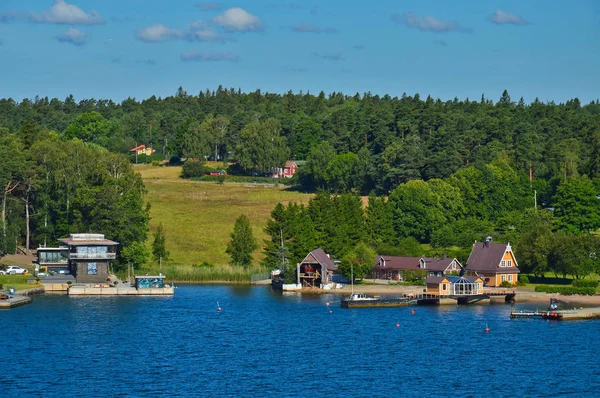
[[396, 323, 400, 327], [217, 301, 222, 312], [329, 310, 333, 314], [326, 302, 330, 306], [411, 309, 415, 315], [485, 323, 489, 333]]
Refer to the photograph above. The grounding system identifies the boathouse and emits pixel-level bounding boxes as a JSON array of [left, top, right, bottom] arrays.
[[297, 248, 348, 288], [373, 255, 463, 280], [426, 275, 484, 296], [465, 237, 520, 287]]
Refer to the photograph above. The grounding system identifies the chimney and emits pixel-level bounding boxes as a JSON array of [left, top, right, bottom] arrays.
[[484, 236, 492, 248]]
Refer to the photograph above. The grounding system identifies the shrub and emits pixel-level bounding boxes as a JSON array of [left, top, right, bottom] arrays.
[[151, 161, 160, 166], [168, 155, 183, 166], [571, 280, 599, 288], [500, 280, 516, 288], [518, 275, 530, 284], [534, 285, 596, 295], [181, 161, 206, 179], [192, 262, 215, 268]]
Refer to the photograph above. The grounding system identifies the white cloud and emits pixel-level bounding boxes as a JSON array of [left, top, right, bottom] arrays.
[[186, 20, 224, 42], [31, 0, 104, 25], [391, 13, 467, 33], [489, 10, 527, 25], [291, 23, 337, 34], [136, 24, 182, 42], [213, 8, 263, 32], [55, 28, 88, 46], [181, 51, 240, 62], [196, 3, 222, 11]]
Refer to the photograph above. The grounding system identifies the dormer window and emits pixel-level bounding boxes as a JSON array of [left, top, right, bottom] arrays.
[[507, 260, 512, 267], [501, 260, 506, 267], [420, 259, 425, 269]]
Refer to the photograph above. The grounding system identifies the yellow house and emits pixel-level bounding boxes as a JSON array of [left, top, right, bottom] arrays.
[[426, 275, 484, 296], [465, 237, 520, 287], [129, 144, 155, 157]]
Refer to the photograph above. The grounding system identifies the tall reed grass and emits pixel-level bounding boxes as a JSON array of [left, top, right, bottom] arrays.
[[135, 264, 268, 283]]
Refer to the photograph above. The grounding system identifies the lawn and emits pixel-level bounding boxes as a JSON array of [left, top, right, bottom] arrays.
[[136, 165, 313, 268], [0, 275, 35, 291]]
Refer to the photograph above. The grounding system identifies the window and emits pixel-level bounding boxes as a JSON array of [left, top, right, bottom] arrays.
[[451, 263, 456, 270], [501, 260, 506, 267], [501, 274, 506, 281], [507, 260, 512, 267], [442, 284, 447, 291], [87, 262, 98, 275], [508, 275, 513, 282]]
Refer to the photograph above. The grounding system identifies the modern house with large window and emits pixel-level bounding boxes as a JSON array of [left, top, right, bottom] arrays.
[[37, 233, 119, 283]]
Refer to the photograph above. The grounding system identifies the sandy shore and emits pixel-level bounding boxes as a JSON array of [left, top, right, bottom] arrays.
[[298, 284, 600, 306]]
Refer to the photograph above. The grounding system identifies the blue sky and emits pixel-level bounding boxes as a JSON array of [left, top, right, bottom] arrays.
[[0, 0, 598, 103]]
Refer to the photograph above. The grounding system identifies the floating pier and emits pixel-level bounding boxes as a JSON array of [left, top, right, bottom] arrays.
[[510, 306, 600, 321]]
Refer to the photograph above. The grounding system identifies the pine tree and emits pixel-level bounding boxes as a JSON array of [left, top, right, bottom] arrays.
[[227, 215, 258, 267], [152, 222, 169, 268]]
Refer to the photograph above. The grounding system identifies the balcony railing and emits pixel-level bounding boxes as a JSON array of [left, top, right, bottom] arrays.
[[69, 252, 116, 260], [39, 259, 69, 265]]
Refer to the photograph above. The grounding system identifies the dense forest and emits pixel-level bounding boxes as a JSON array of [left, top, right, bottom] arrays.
[[1, 87, 600, 277]]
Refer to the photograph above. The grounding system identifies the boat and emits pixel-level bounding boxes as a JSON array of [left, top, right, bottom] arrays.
[[340, 293, 413, 308], [340, 264, 413, 308]]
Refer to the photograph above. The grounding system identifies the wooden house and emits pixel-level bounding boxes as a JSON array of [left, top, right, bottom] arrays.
[[465, 237, 520, 287], [58, 234, 119, 283], [426, 275, 484, 296], [208, 169, 227, 176], [373, 255, 463, 280], [297, 248, 348, 288]]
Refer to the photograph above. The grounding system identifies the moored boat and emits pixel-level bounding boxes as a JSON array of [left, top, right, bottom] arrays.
[[340, 293, 413, 308]]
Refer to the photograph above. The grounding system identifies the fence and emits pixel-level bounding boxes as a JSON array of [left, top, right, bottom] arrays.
[[251, 272, 272, 283]]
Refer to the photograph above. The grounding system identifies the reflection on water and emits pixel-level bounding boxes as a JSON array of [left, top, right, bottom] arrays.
[[2, 285, 600, 397]]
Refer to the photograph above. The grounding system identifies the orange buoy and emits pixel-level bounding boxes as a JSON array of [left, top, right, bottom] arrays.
[[411, 309, 415, 315], [217, 301, 222, 312], [485, 323, 490, 333], [396, 323, 400, 327]]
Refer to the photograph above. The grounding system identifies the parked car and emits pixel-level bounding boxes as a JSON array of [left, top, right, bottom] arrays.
[[5, 266, 28, 275]]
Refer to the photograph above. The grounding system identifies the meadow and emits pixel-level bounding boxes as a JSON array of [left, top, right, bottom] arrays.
[[137, 164, 312, 272]]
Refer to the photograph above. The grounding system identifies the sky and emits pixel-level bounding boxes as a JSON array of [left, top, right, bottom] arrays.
[[0, 0, 598, 103]]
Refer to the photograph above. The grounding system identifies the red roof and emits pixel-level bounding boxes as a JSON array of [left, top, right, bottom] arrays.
[[130, 145, 146, 152], [284, 161, 296, 168]]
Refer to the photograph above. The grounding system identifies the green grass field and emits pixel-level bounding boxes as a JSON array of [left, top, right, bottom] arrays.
[[136, 165, 313, 268]]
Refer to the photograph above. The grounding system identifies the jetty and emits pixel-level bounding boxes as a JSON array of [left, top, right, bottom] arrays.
[[0, 292, 32, 309], [510, 306, 600, 320]]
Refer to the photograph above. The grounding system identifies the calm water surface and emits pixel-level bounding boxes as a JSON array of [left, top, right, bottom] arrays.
[[2, 285, 600, 397]]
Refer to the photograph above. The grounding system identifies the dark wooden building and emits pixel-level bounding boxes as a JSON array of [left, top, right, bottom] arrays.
[[58, 234, 118, 283]]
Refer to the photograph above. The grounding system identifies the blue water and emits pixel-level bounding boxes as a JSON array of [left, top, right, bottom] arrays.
[[2, 286, 599, 397]]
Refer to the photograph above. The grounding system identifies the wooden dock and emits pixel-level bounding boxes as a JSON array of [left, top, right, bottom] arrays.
[[510, 306, 600, 321]]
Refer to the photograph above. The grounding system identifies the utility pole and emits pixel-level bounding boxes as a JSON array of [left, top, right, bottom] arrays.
[[534, 190, 537, 210]]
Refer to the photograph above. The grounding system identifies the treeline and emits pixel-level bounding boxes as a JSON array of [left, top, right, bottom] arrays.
[[1, 87, 600, 197], [0, 128, 149, 269]]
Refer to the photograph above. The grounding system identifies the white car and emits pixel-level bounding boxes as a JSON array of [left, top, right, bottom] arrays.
[[4, 266, 28, 275]]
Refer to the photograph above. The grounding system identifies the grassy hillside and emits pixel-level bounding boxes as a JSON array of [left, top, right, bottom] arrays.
[[137, 165, 312, 268]]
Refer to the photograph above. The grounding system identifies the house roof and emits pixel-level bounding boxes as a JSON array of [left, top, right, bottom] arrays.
[[59, 234, 118, 246], [284, 161, 296, 168], [374, 256, 462, 272], [374, 256, 421, 270], [466, 241, 520, 274], [426, 276, 448, 284], [301, 248, 336, 271], [130, 144, 146, 152]]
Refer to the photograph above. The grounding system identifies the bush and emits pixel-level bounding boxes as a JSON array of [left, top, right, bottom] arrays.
[[534, 285, 596, 295], [192, 262, 215, 268], [572, 280, 599, 288], [191, 175, 294, 185], [169, 155, 183, 166], [500, 280, 516, 288], [181, 161, 207, 179], [518, 275, 530, 284]]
